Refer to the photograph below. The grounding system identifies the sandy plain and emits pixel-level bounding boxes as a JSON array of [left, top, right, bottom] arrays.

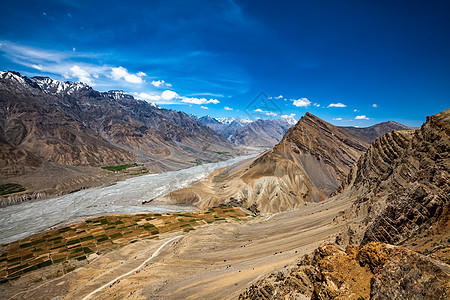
[[1, 194, 355, 300]]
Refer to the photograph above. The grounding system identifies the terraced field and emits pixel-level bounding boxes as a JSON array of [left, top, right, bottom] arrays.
[[0, 207, 250, 283]]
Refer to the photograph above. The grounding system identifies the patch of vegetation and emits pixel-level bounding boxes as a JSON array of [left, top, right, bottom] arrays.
[[213, 151, 232, 156], [101, 164, 135, 172], [109, 233, 123, 239], [0, 207, 251, 283], [0, 183, 26, 196]]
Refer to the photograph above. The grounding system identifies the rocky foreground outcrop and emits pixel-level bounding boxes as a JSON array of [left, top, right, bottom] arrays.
[[240, 242, 450, 300], [240, 110, 449, 298], [157, 113, 369, 213], [333, 109, 449, 258]]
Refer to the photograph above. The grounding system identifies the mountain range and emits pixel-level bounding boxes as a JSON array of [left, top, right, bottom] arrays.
[[197, 115, 296, 147], [157, 112, 415, 213], [0, 71, 239, 203]]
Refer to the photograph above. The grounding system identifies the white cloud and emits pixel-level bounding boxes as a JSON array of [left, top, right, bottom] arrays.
[[328, 103, 346, 108], [281, 113, 296, 118], [254, 108, 277, 116], [151, 79, 172, 88], [275, 95, 283, 99], [200, 106, 209, 109], [372, 104, 378, 108], [355, 115, 370, 120], [354, 109, 358, 112], [137, 92, 162, 101], [180, 96, 220, 105], [313, 103, 320, 107], [70, 65, 93, 85], [292, 98, 311, 107], [111, 66, 145, 84], [332, 117, 343, 121], [161, 90, 179, 100], [224, 106, 233, 111]]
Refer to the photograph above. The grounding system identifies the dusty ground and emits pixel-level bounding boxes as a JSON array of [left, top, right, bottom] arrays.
[[1, 195, 354, 299]]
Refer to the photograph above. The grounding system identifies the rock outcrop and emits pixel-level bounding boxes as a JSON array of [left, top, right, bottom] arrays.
[[333, 109, 450, 260], [239, 242, 450, 300]]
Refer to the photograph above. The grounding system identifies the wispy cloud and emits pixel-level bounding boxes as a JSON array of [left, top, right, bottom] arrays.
[[254, 108, 277, 116], [200, 106, 208, 109], [281, 113, 296, 118], [332, 117, 343, 120], [355, 115, 369, 120], [181, 96, 220, 105], [328, 103, 346, 108], [292, 98, 311, 107], [224, 106, 233, 110]]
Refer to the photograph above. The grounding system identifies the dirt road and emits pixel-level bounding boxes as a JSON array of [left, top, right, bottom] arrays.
[[2, 196, 354, 299]]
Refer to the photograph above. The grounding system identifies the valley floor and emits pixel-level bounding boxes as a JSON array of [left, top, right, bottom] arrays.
[[1, 196, 354, 299]]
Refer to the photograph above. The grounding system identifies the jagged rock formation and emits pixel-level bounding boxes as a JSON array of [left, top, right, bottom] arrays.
[[0, 71, 237, 201], [333, 109, 450, 260], [239, 242, 450, 300], [157, 113, 368, 213]]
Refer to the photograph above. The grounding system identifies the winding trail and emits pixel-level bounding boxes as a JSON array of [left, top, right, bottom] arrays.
[[80, 235, 182, 300]]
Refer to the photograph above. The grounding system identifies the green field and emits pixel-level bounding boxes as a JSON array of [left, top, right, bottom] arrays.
[[0, 184, 26, 196], [0, 207, 252, 283], [101, 164, 135, 171]]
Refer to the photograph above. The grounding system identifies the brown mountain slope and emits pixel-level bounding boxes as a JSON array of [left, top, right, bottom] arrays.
[[333, 109, 450, 262], [0, 71, 238, 203], [156, 113, 368, 213], [339, 120, 418, 144]]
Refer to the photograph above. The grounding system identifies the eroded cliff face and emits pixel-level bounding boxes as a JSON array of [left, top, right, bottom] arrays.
[[239, 242, 450, 300], [333, 109, 450, 259], [157, 113, 368, 213]]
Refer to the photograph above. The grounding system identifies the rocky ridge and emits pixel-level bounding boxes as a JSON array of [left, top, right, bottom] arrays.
[[333, 109, 449, 260], [239, 109, 450, 299], [157, 113, 369, 213]]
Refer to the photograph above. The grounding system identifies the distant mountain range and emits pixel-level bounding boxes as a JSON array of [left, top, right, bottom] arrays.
[[0, 71, 239, 201], [197, 115, 297, 147]]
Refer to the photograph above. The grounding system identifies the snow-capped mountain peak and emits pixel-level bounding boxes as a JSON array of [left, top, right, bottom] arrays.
[[281, 116, 297, 126], [216, 117, 235, 125], [31, 76, 90, 95]]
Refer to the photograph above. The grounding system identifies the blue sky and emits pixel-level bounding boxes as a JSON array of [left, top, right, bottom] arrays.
[[0, 0, 449, 127]]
